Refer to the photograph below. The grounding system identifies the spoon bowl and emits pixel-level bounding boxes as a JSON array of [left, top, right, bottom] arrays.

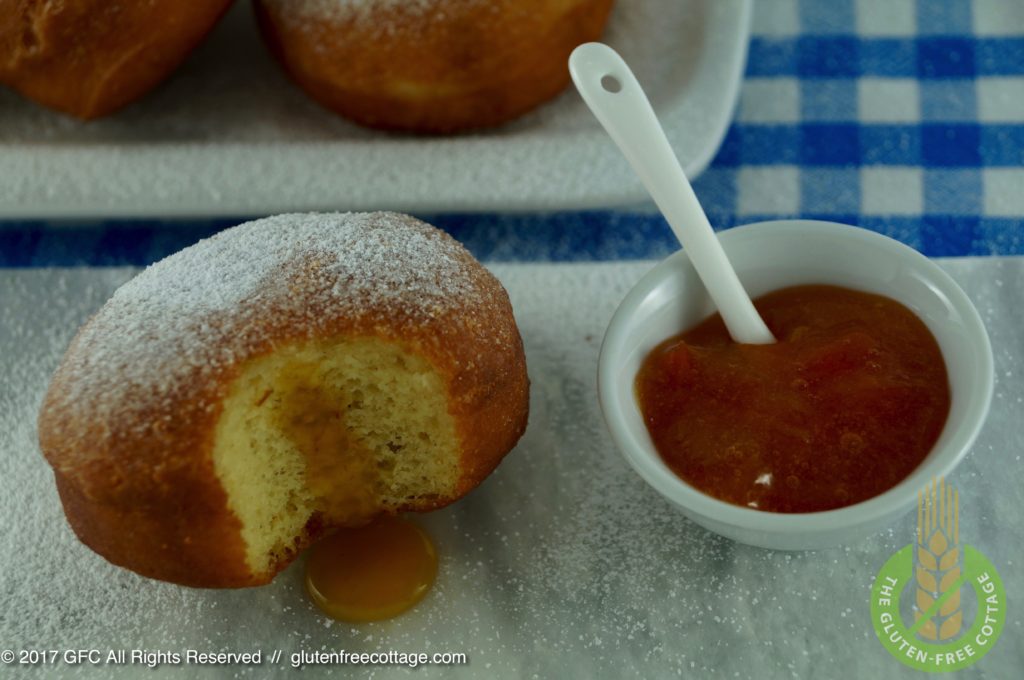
[[598, 220, 994, 549]]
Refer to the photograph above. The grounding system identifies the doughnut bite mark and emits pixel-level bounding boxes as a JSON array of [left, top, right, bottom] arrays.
[[38, 212, 529, 587]]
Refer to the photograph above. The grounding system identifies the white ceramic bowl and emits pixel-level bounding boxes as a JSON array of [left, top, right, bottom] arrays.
[[598, 220, 994, 549]]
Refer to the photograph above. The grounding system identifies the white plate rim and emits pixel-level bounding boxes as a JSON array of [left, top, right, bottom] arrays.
[[0, 0, 752, 219]]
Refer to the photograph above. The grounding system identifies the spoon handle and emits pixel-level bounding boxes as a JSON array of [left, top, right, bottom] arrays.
[[569, 43, 774, 345]]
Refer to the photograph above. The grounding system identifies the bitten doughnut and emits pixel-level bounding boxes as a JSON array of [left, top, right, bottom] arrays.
[[254, 0, 617, 133], [0, 0, 234, 119], [38, 212, 529, 587]]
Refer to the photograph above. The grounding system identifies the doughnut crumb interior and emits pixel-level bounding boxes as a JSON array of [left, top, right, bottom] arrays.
[[215, 338, 462, 577], [38, 212, 529, 587]]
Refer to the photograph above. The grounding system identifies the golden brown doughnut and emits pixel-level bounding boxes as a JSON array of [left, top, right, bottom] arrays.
[[254, 0, 617, 133], [38, 212, 529, 587], [0, 0, 235, 119]]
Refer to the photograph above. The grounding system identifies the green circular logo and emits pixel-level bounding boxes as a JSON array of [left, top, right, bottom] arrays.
[[871, 544, 1006, 672]]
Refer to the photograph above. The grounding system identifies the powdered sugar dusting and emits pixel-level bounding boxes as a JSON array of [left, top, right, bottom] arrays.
[[273, 0, 444, 12], [2, 261, 1023, 677], [266, 0, 479, 23], [263, 0, 498, 38], [48, 212, 489, 439], [269, 0, 454, 19]]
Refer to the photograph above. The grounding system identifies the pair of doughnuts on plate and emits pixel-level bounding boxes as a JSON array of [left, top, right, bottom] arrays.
[[2, 0, 615, 132]]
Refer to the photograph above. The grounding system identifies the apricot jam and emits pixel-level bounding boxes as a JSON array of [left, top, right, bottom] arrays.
[[305, 516, 437, 622], [635, 285, 950, 513]]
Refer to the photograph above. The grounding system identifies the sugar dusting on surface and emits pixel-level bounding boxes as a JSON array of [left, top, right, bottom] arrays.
[[48, 212, 489, 440], [4, 260, 1022, 678]]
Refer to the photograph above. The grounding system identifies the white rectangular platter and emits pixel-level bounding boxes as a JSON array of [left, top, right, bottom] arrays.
[[0, 0, 750, 218]]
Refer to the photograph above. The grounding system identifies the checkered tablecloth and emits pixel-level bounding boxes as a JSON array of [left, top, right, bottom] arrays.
[[700, 0, 1024, 257], [1, 0, 1022, 265]]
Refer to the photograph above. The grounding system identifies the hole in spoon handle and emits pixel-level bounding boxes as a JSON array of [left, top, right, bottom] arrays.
[[600, 74, 622, 93]]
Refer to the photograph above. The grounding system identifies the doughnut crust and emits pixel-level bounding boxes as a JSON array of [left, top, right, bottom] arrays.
[[254, 0, 617, 133], [0, 0, 234, 119], [38, 213, 529, 587]]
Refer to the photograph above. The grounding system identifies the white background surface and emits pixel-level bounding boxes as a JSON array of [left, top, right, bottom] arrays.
[[1, 260, 1020, 678]]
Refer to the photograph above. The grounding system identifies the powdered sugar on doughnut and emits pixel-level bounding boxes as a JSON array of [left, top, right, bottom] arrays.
[[264, 0, 493, 33], [49, 212, 504, 440], [269, 0, 455, 19]]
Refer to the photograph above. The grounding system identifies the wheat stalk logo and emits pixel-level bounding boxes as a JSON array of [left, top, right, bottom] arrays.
[[872, 477, 1006, 671], [914, 477, 961, 642]]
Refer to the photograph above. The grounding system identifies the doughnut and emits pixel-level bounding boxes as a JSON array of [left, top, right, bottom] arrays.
[[37, 212, 529, 587], [254, 0, 617, 133], [0, 0, 234, 119]]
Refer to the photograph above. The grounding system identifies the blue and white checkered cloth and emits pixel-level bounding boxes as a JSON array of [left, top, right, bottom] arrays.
[[695, 0, 1024, 257], [1, 0, 1022, 265]]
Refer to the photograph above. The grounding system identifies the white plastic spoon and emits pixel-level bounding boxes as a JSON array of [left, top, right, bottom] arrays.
[[569, 43, 775, 344]]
